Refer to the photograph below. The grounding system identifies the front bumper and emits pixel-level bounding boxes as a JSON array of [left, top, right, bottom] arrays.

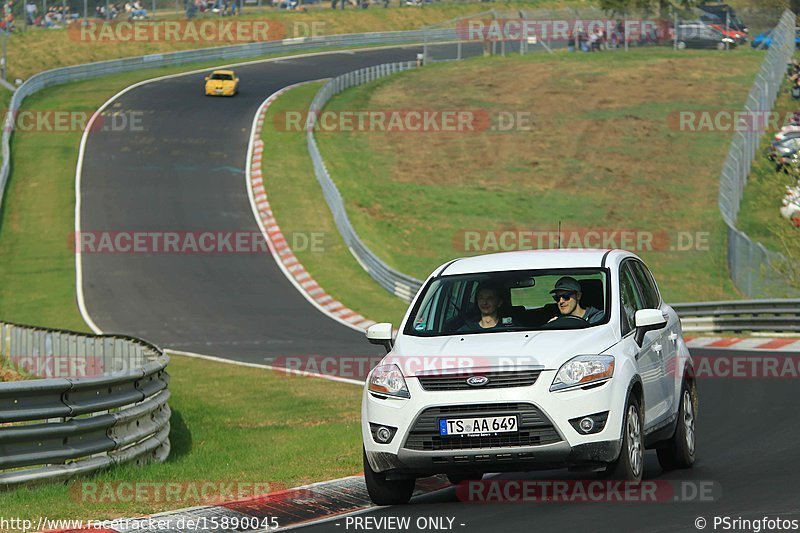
[[362, 368, 630, 476], [367, 440, 621, 477]]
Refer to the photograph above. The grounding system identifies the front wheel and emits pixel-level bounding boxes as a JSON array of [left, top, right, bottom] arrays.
[[657, 381, 697, 470], [363, 449, 414, 505], [601, 395, 644, 481]]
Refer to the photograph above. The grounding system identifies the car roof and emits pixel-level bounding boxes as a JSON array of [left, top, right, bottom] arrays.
[[438, 249, 635, 276], [211, 69, 235, 75]]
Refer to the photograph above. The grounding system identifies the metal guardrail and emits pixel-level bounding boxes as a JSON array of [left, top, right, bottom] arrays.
[[718, 10, 800, 297], [307, 61, 425, 302], [0, 322, 170, 487], [673, 300, 800, 333], [0, 27, 463, 216]]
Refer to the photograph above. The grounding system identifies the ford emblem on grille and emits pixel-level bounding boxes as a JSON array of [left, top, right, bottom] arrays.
[[466, 375, 489, 387]]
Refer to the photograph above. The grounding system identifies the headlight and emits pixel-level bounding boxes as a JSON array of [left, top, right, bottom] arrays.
[[368, 364, 410, 398], [550, 355, 614, 392]]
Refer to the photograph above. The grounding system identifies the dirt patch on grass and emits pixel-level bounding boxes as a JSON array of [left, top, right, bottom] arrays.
[[0, 360, 27, 382], [355, 55, 757, 206]]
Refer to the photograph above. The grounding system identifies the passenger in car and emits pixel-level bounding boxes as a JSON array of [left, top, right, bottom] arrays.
[[459, 282, 506, 332], [548, 276, 605, 324]]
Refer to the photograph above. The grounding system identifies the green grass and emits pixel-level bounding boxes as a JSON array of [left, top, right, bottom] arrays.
[[738, 75, 800, 290], [0, 353, 363, 521], [260, 82, 409, 325], [313, 47, 768, 305]]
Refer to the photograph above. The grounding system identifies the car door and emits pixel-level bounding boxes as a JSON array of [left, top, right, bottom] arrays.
[[629, 260, 676, 418], [619, 261, 670, 428]]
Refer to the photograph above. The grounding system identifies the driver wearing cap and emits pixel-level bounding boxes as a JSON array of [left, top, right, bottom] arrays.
[[548, 276, 605, 324]]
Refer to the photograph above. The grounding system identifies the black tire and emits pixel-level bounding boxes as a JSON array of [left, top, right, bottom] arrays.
[[601, 394, 644, 481], [446, 472, 483, 485], [657, 381, 697, 471], [363, 449, 414, 505]]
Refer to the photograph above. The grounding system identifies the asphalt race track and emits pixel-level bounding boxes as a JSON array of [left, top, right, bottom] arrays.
[[300, 347, 800, 532], [79, 44, 800, 532], [80, 44, 485, 362]]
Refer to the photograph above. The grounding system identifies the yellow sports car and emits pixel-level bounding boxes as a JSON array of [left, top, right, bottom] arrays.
[[204, 70, 239, 97]]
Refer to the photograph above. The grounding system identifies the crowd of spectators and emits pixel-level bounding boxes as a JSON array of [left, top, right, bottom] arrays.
[[185, 0, 241, 18]]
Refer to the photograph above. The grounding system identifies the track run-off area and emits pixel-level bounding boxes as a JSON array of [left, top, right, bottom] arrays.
[[76, 44, 800, 532]]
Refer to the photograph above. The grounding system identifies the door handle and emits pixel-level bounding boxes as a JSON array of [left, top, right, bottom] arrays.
[[653, 343, 663, 354], [668, 332, 678, 344]]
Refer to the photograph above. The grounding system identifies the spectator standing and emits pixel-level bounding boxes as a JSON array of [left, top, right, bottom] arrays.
[[25, 1, 35, 25]]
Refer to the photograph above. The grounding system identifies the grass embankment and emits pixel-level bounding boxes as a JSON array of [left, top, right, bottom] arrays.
[[7, 0, 557, 80], [312, 48, 766, 306], [260, 81, 409, 325], [0, 354, 363, 521], [738, 76, 800, 289]]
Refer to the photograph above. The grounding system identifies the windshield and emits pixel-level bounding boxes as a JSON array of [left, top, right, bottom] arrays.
[[210, 73, 233, 81], [404, 268, 609, 337]]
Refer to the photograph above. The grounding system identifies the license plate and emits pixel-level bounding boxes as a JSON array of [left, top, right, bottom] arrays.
[[439, 415, 518, 436]]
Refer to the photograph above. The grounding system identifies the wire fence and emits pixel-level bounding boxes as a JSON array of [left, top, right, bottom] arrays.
[[718, 10, 800, 297]]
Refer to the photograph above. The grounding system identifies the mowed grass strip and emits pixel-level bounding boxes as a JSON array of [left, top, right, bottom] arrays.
[[738, 76, 800, 289], [315, 48, 767, 303], [260, 81, 408, 325], [0, 354, 363, 520]]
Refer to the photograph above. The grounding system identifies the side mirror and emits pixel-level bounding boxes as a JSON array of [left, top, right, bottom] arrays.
[[634, 309, 667, 347], [366, 322, 393, 352], [204, 76, 210, 81]]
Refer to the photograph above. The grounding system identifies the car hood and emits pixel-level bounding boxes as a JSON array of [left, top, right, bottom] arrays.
[[386, 327, 619, 375]]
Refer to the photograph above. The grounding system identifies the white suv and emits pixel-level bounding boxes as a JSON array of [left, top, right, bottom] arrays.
[[361, 250, 697, 505]]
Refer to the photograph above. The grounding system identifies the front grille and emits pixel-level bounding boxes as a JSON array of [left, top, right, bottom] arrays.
[[403, 403, 562, 451], [417, 370, 541, 391]]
